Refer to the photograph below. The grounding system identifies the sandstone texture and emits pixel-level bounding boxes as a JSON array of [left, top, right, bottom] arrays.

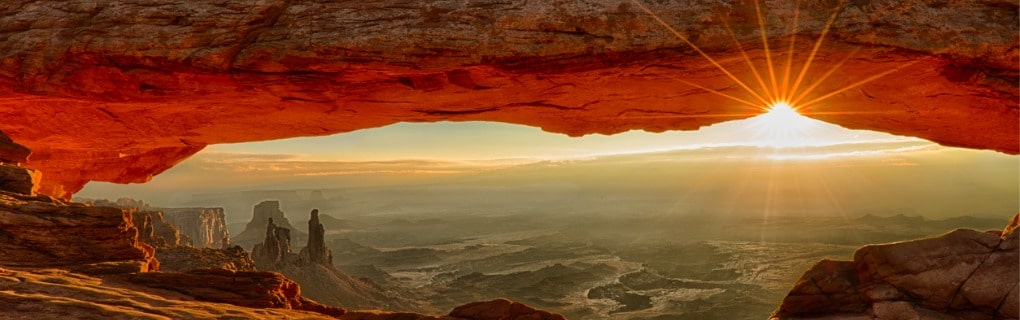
[[0, 129, 29, 165], [0, 0, 1014, 197], [155, 246, 257, 273], [0, 190, 157, 275], [0, 267, 337, 319], [158, 207, 230, 248], [771, 213, 1020, 320], [118, 268, 346, 318], [132, 209, 184, 248], [0, 163, 39, 196]]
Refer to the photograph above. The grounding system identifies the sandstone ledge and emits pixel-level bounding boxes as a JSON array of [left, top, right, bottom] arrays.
[[771, 213, 1020, 320]]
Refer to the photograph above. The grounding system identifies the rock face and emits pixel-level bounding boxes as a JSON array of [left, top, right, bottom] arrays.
[[0, 163, 39, 196], [252, 217, 294, 268], [131, 210, 184, 248], [234, 200, 305, 248], [0, 267, 342, 319], [0, 190, 158, 274], [771, 213, 1020, 319], [248, 205, 415, 310], [0, 129, 29, 165], [118, 268, 346, 318], [156, 246, 258, 273], [0, 1, 1015, 198], [300, 209, 334, 265], [159, 207, 229, 248]]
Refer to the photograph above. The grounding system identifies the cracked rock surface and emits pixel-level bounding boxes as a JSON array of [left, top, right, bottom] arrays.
[[771, 213, 1020, 320], [0, 0, 1016, 197]]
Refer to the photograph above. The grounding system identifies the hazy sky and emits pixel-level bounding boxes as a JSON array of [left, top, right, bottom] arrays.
[[202, 105, 917, 162], [77, 108, 1018, 219]]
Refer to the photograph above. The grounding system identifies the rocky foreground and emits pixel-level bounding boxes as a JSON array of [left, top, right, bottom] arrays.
[[771, 214, 1019, 320]]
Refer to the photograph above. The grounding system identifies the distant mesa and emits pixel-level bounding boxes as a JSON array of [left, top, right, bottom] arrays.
[[233, 200, 306, 249]]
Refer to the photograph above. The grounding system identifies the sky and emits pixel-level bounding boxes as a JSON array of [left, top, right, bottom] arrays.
[[76, 105, 1018, 219]]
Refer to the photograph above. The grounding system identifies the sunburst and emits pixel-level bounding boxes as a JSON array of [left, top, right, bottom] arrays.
[[627, 0, 913, 135]]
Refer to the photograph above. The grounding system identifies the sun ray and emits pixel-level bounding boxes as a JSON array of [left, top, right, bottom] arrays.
[[717, 10, 773, 106], [753, 0, 780, 101], [629, 0, 771, 106], [670, 77, 762, 109], [790, 47, 862, 106], [616, 111, 763, 120], [799, 60, 921, 107], [779, 0, 802, 102], [788, 0, 845, 104]]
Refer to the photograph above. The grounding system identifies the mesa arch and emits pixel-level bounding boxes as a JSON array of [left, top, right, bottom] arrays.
[[0, 0, 1016, 198]]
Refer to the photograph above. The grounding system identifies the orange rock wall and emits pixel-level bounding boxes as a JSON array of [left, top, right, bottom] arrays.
[[0, 1, 1016, 197]]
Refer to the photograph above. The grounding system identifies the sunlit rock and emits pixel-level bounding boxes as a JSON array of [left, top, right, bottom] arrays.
[[0, 1, 1015, 198]]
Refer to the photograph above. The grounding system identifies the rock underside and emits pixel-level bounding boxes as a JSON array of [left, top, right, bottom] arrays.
[[771, 213, 1020, 320], [0, 0, 1016, 197]]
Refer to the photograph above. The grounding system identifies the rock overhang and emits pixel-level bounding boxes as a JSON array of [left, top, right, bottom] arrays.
[[0, 0, 1015, 198]]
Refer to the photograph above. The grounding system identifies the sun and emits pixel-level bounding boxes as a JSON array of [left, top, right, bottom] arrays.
[[745, 101, 829, 148]]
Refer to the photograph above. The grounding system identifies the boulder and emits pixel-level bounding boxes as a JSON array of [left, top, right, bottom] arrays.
[[771, 213, 1020, 319]]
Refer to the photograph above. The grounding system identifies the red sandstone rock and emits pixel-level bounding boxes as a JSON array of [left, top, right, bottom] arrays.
[[118, 268, 346, 318], [0, 130, 30, 165], [0, 1, 1015, 197], [132, 210, 184, 248], [0, 164, 40, 195], [0, 190, 158, 274], [771, 213, 1020, 319], [156, 246, 258, 273], [159, 207, 230, 249]]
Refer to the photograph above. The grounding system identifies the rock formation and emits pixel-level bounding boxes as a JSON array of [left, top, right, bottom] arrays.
[[0, 129, 30, 165], [0, 163, 40, 196], [118, 268, 346, 317], [0, 190, 158, 275], [0, 130, 39, 195], [771, 213, 1020, 319], [0, 1, 1014, 197], [131, 209, 184, 248], [0, 267, 342, 319], [158, 207, 229, 248], [234, 200, 305, 248], [247, 205, 416, 310], [156, 246, 257, 273], [252, 217, 294, 269], [300, 209, 334, 265]]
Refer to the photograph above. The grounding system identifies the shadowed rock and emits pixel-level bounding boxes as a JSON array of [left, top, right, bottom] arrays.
[[771, 213, 1020, 319], [300, 209, 334, 266], [0, 1, 1015, 197]]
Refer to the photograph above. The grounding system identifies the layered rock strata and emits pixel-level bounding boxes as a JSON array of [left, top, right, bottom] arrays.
[[771, 213, 1020, 319], [0, 1, 1015, 197], [118, 268, 346, 317], [132, 209, 184, 248], [155, 246, 257, 273], [159, 207, 230, 248], [0, 190, 158, 275]]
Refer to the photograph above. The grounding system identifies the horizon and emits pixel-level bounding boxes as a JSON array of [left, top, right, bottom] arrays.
[[78, 109, 1018, 222]]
